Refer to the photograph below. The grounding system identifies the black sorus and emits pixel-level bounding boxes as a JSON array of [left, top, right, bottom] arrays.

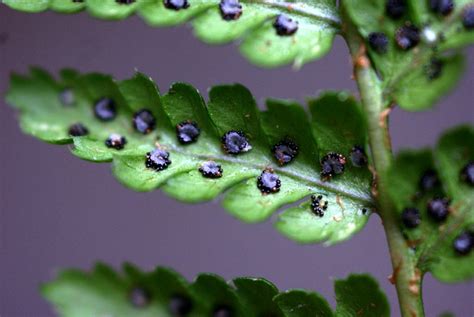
[[199, 161, 223, 178], [105, 133, 127, 150], [273, 14, 298, 36], [145, 148, 172, 171], [212, 304, 234, 317], [429, 0, 454, 16], [460, 161, 474, 186], [350, 145, 368, 167], [386, 0, 406, 19], [453, 231, 473, 255], [176, 120, 200, 144], [320, 152, 346, 179], [257, 168, 281, 194], [94, 97, 117, 121], [395, 24, 420, 50], [272, 138, 298, 166], [59, 88, 75, 106], [219, 0, 242, 21], [463, 6, 474, 30], [116, 0, 135, 4], [163, 0, 189, 10], [424, 58, 444, 80], [68, 123, 89, 137], [169, 294, 193, 316], [311, 194, 328, 217], [133, 109, 156, 134], [368, 32, 389, 54], [129, 287, 151, 308], [401, 207, 421, 228], [418, 169, 440, 192], [221, 130, 252, 154], [427, 197, 450, 222]]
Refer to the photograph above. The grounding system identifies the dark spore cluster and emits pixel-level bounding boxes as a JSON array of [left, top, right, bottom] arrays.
[[368, 32, 389, 54], [418, 169, 440, 192], [116, 0, 136, 4], [386, 0, 407, 19], [426, 197, 450, 222], [425, 58, 444, 80], [146, 148, 172, 171], [257, 169, 281, 194], [212, 304, 234, 317], [311, 195, 328, 217], [350, 145, 368, 167], [395, 24, 420, 50], [219, 0, 243, 21], [199, 161, 223, 178], [59, 88, 75, 106], [463, 6, 474, 29], [68, 123, 89, 137], [429, 0, 454, 16], [460, 161, 474, 186], [453, 231, 473, 255], [176, 120, 200, 144], [273, 14, 298, 36], [320, 152, 346, 179], [105, 133, 127, 150], [129, 287, 151, 308], [133, 109, 156, 134], [272, 138, 298, 166], [168, 294, 193, 316], [221, 130, 252, 154], [401, 207, 421, 228], [164, 0, 189, 10], [94, 97, 117, 121]]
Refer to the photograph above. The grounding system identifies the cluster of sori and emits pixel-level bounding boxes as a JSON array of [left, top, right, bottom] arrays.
[[367, 0, 474, 80], [320, 146, 368, 180], [73, 0, 300, 36], [62, 88, 370, 203], [401, 165, 474, 256], [128, 286, 234, 317]]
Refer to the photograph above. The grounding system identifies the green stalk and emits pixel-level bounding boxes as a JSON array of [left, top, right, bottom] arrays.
[[341, 11, 425, 317]]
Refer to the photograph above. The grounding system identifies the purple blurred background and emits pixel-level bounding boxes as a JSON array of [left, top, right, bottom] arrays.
[[0, 6, 473, 317]]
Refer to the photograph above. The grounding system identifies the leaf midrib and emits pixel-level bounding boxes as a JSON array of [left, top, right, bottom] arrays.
[[243, 0, 341, 27], [168, 143, 374, 206]]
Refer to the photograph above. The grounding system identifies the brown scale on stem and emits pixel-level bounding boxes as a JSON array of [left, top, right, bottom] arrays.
[[350, 42, 370, 81], [379, 104, 395, 150], [388, 261, 402, 285], [368, 164, 379, 198], [406, 238, 422, 249], [353, 43, 370, 69], [378, 108, 392, 129], [408, 269, 422, 296]]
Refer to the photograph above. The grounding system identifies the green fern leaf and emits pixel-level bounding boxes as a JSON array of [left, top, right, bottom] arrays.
[[41, 262, 389, 317], [2, 0, 340, 68], [6, 68, 374, 245], [387, 126, 474, 282]]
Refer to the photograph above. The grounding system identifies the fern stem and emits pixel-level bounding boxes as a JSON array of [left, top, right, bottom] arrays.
[[342, 11, 425, 317]]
